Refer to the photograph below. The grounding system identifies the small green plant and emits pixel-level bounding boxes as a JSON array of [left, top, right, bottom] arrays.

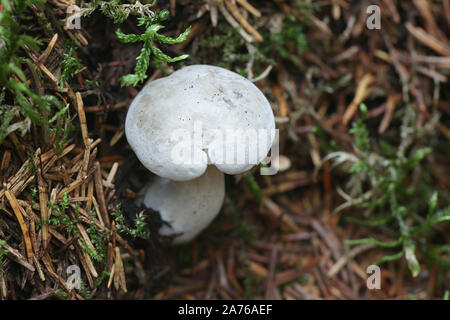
[[81, 1, 190, 86], [0, 0, 69, 145], [245, 173, 263, 205], [112, 206, 150, 239], [56, 290, 70, 299], [84, 219, 109, 263], [115, 12, 190, 86], [94, 269, 111, 288], [262, 14, 307, 60], [46, 193, 79, 234], [200, 24, 249, 69], [0, 240, 9, 275], [59, 46, 82, 88], [29, 186, 38, 202], [200, 23, 273, 77], [46, 195, 111, 265], [86, 0, 157, 24], [325, 104, 450, 277], [77, 278, 92, 300]]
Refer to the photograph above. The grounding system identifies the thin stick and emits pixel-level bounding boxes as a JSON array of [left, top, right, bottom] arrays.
[[37, 156, 49, 248], [406, 22, 450, 57], [5, 190, 34, 260], [236, 0, 261, 17], [76, 92, 89, 147], [225, 0, 263, 42], [94, 162, 111, 227], [219, 4, 255, 43], [39, 33, 58, 64]]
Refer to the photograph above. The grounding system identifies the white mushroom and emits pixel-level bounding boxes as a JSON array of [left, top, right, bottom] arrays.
[[127, 64, 277, 243], [125, 64, 275, 181], [138, 166, 225, 244]]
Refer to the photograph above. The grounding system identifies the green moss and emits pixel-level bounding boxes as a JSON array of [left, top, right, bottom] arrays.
[[0, 0, 69, 146], [59, 47, 82, 88], [82, 1, 190, 86], [0, 240, 9, 276], [327, 104, 450, 277], [111, 206, 150, 240]]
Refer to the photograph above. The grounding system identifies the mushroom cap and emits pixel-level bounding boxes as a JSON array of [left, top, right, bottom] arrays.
[[139, 166, 225, 244], [125, 64, 275, 181]]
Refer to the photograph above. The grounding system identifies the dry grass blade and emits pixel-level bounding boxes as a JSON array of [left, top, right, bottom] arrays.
[[406, 22, 450, 57], [4, 190, 33, 260], [343, 74, 376, 125], [224, 0, 263, 42]]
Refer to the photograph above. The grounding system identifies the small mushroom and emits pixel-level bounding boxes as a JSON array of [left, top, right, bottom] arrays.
[[138, 166, 225, 244], [125, 64, 275, 181]]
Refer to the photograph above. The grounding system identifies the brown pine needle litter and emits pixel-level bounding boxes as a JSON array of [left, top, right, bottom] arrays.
[[0, 0, 449, 300]]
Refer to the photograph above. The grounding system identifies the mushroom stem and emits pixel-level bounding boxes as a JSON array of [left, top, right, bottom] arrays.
[[139, 166, 225, 244]]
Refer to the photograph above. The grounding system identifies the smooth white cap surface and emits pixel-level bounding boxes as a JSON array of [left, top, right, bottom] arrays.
[[125, 64, 275, 181], [138, 166, 225, 244]]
